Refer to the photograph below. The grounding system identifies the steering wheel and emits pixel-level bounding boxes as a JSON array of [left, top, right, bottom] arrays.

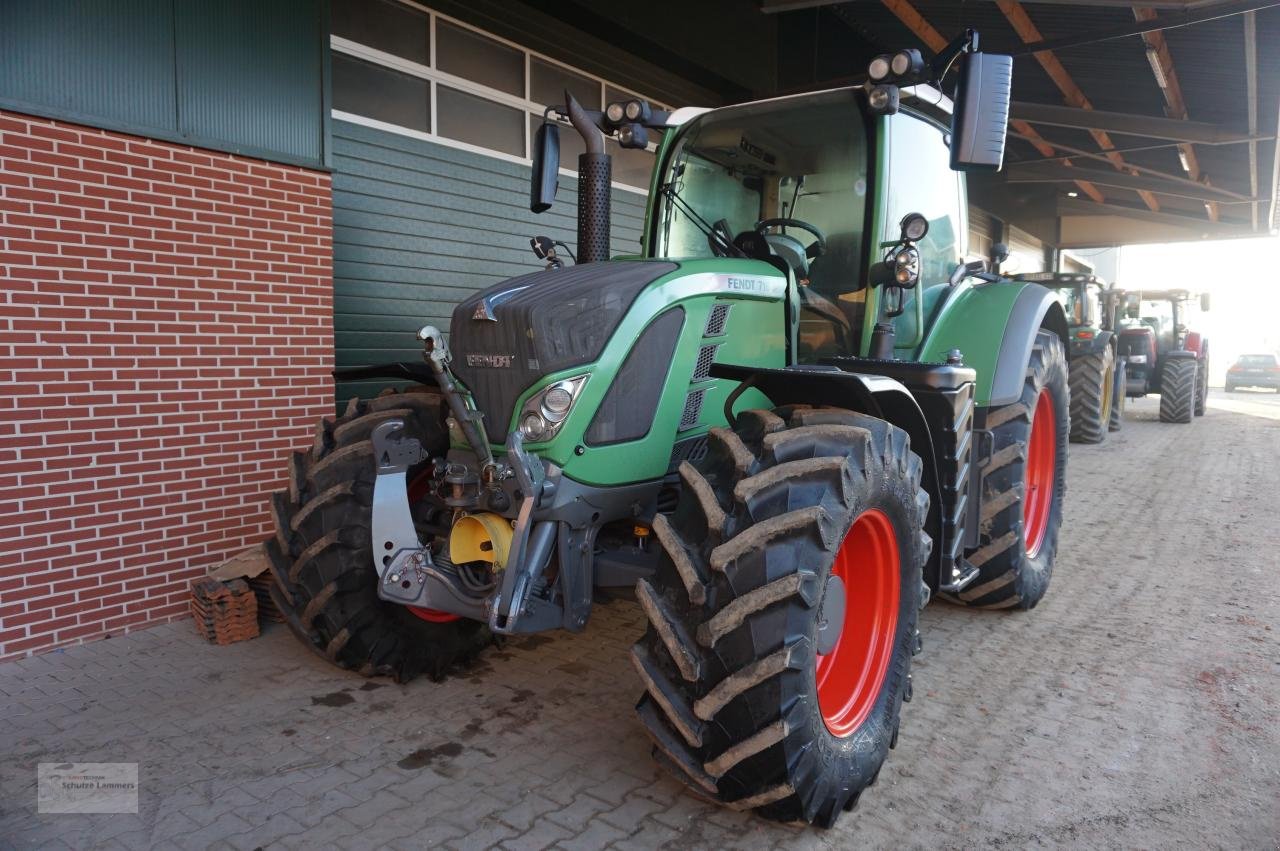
[[755, 218, 827, 259]]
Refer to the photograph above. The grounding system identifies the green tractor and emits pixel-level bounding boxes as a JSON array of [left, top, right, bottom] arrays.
[[268, 34, 1072, 827], [1013, 272, 1123, 443]]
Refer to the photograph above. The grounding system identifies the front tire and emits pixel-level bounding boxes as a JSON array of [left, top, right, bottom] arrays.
[[632, 406, 930, 826], [1067, 345, 1113, 444], [266, 392, 491, 682], [946, 330, 1069, 610], [1159, 359, 1197, 423]]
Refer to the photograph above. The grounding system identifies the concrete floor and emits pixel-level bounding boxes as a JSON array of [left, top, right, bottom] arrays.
[[2, 391, 1278, 849]]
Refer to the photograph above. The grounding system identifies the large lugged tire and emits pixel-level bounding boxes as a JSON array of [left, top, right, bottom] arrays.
[[1159, 358, 1197, 423], [266, 391, 491, 682], [946, 330, 1069, 610], [632, 406, 930, 827], [1067, 345, 1113, 444], [1109, 358, 1125, 432], [1193, 354, 1208, 416]]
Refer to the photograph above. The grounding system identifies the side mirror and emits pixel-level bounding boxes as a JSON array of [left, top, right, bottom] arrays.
[[1200, 292, 1211, 312], [990, 241, 1010, 274], [950, 52, 1013, 172], [530, 122, 560, 213]]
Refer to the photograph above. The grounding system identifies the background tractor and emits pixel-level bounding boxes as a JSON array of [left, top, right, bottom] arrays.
[[1014, 272, 1124, 443], [267, 34, 1073, 827], [1116, 289, 1211, 423]]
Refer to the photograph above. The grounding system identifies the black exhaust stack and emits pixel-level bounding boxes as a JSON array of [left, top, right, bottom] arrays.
[[565, 92, 610, 264]]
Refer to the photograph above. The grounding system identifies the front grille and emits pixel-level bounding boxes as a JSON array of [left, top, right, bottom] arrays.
[[692, 344, 718, 382], [679, 389, 705, 431], [705, 303, 731, 337], [584, 309, 685, 446]]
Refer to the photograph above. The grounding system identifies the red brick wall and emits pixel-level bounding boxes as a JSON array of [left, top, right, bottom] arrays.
[[0, 110, 334, 661]]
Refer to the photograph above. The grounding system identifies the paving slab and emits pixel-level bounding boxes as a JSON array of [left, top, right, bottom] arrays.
[[1, 393, 1277, 848]]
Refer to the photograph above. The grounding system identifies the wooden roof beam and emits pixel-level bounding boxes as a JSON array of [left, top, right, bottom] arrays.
[[878, 0, 1107, 202], [995, 0, 1163, 212], [1134, 7, 1216, 220]]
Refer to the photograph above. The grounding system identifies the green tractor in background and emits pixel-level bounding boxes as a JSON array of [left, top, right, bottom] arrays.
[[267, 33, 1072, 827], [1014, 272, 1124, 443]]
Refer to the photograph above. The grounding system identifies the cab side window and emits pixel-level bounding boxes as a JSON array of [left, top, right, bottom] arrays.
[[884, 113, 965, 287]]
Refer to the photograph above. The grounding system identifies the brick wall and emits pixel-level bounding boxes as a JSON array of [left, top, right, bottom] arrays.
[[0, 110, 334, 661]]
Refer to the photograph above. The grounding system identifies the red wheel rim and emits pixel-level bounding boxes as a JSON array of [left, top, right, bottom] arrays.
[[816, 508, 900, 738], [1023, 388, 1056, 559], [408, 606, 461, 623], [405, 467, 461, 624]]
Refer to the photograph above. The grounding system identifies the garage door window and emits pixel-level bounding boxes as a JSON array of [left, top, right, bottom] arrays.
[[332, 53, 430, 133], [435, 20, 523, 97], [436, 86, 524, 157], [330, 2, 666, 190], [331, 0, 429, 66]]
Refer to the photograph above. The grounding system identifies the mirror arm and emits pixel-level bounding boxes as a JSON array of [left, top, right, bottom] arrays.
[[931, 28, 977, 83]]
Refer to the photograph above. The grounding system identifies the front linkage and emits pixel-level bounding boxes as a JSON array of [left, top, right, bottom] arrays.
[[366, 323, 664, 636]]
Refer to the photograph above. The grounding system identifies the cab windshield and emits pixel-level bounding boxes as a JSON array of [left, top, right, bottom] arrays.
[[651, 91, 870, 296]]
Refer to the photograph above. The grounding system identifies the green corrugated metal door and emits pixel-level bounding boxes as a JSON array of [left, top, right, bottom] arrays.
[[332, 118, 649, 407]]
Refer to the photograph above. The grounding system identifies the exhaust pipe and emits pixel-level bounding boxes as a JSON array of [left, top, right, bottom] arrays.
[[565, 92, 611, 264]]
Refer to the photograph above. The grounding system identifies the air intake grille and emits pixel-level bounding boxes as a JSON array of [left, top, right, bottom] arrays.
[[679, 389, 705, 431], [692, 345, 718, 381], [704, 303, 731, 337]]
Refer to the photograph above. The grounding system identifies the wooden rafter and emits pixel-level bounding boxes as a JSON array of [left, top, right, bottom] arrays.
[[995, 0, 1163, 211], [1134, 6, 1218, 221], [878, 0, 1106, 202]]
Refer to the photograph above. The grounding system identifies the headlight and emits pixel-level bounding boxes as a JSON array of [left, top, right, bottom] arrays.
[[542, 385, 574, 420], [517, 375, 588, 443], [1128, 355, 1147, 364], [521, 413, 547, 440]]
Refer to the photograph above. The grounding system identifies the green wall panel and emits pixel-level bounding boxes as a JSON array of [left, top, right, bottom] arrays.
[[175, 0, 325, 163], [0, 0, 327, 168], [0, 0, 176, 130], [332, 118, 648, 408]]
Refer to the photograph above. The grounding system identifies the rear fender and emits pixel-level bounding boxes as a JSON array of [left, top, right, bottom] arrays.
[[1183, 331, 1205, 359], [919, 280, 1069, 407]]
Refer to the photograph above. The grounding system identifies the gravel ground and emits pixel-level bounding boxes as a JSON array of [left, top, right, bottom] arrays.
[[2, 391, 1277, 849]]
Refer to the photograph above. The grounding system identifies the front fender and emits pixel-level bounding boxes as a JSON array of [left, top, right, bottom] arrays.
[[919, 280, 1069, 407]]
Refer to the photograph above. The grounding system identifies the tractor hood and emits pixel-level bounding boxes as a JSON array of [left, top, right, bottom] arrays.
[[450, 260, 679, 435]]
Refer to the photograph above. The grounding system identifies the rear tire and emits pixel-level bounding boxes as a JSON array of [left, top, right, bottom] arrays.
[[1159, 359, 1197, 424], [945, 330, 1068, 610], [1109, 358, 1125, 432], [1067, 345, 1113, 444], [267, 391, 491, 682], [632, 406, 929, 826]]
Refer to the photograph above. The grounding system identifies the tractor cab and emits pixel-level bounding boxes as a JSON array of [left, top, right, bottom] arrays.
[[1013, 272, 1113, 360]]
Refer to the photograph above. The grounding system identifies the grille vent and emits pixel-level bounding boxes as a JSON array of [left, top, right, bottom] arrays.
[[692, 344, 718, 381], [669, 436, 709, 468], [704, 303, 731, 337], [679, 389, 705, 431]]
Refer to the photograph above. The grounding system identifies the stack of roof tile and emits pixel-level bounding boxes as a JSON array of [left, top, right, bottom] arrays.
[[248, 573, 285, 623], [190, 577, 260, 645]]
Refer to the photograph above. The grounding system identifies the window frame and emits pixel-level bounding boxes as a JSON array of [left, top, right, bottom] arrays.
[[330, 1, 669, 194]]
